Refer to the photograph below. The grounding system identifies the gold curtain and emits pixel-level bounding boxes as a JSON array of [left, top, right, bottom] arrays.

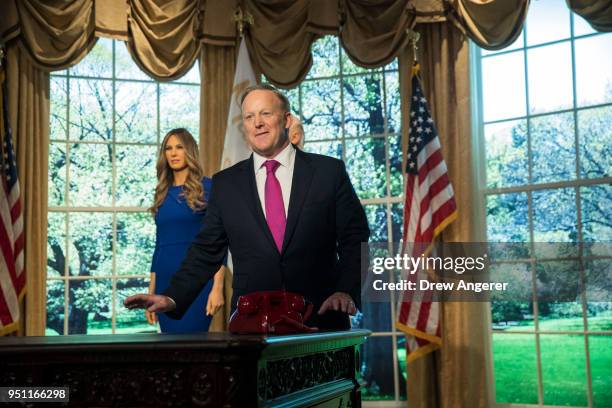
[[199, 44, 237, 176], [567, 0, 612, 31], [398, 22, 488, 407], [126, 0, 202, 81], [341, 0, 416, 67], [6, 44, 50, 336], [449, 0, 529, 50], [3, 0, 611, 81], [199, 43, 238, 331], [2, 0, 97, 70]]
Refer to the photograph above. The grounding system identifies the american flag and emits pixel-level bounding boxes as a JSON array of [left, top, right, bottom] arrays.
[[396, 72, 457, 362], [0, 66, 25, 336]]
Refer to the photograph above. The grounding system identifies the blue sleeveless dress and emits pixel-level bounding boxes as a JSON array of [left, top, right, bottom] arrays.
[[151, 177, 213, 333]]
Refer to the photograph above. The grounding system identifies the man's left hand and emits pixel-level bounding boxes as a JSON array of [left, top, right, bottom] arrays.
[[318, 292, 357, 315]]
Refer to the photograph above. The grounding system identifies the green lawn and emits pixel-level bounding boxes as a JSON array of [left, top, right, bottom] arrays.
[[494, 316, 612, 407]]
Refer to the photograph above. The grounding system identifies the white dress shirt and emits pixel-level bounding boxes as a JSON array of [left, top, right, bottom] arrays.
[[252, 142, 296, 217]]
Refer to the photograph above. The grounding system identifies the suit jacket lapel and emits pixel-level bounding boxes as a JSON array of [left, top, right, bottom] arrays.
[[282, 149, 314, 253], [240, 155, 278, 253]]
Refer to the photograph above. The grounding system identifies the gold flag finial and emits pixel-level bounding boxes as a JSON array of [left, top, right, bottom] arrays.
[[406, 29, 420, 63], [233, 7, 254, 38]]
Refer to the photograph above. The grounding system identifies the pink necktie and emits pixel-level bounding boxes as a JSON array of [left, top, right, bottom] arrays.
[[263, 160, 286, 252]]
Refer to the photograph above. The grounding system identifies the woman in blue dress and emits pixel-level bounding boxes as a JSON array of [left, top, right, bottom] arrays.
[[146, 128, 225, 333]]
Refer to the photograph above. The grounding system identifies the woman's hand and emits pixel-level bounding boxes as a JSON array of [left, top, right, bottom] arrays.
[[206, 286, 225, 316], [145, 272, 157, 325]]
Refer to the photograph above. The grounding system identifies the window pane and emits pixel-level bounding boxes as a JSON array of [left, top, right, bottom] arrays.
[[179, 61, 200, 84], [69, 143, 112, 206], [116, 278, 157, 333], [396, 336, 407, 400], [365, 204, 387, 242], [532, 188, 577, 243], [484, 120, 528, 188], [46, 280, 65, 335], [575, 34, 612, 107], [581, 185, 612, 243], [578, 106, 612, 179], [589, 335, 612, 408], [486, 192, 529, 242], [69, 79, 113, 142], [301, 79, 341, 140], [389, 134, 403, 197], [69, 212, 113, 277], [307, 36, 339, 79], [526, 0, 571, 46], [527, 42, 573, 114], [68, 279, 112, 335], [493, 333, 538, 404], [585, 260, 612, 332], [391, 202, 403, 243], [540, 334, 588, 406], [115, 42, 151, 81], [346, 137, 387, 199], [490, 263, 533, 330], [47, 212, 66, 278], [50, 77, 67, 141], [385, 72, 400, 134], [70, 38, 113, 78], [537, 261, 583, 325], [116, 212, 155, 276], [303, 140, 342, 159], [531, 112, 576, 183], [160, 84, 200, 138], [573, 14, 597, 37], [115, 81, 157, 143], [353, 304, 392, 332], [482, 52, 526, 121], [115, 145, 157, 207], [49, 143, 67, 206], [342, 47, 378, 76], [360, 336, 395, 400], [344, 74, 385, 137], [285, 87, 300, 117]]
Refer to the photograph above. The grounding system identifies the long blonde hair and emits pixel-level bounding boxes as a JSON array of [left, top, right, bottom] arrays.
[[150, 128, 206, 214]]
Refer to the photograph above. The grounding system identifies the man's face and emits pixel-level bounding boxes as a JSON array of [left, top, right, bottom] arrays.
[[242, 90, 290, 158]]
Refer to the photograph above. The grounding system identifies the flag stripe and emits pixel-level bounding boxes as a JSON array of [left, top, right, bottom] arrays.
[[0, 251, 19, 324], [0, 220, 17, 288], [0, 290, 15, 326], [420, 185, 454, 234]]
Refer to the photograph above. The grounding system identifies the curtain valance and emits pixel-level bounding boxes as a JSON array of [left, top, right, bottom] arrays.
[[1, 0, 609, 85]]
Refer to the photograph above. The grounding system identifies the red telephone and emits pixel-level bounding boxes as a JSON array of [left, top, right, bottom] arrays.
[[228, 290, 319, 334]]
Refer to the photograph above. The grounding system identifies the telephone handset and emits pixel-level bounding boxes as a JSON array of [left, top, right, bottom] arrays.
[[228, 290, 318, 334]]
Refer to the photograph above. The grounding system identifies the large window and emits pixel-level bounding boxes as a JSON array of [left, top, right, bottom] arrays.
[[47, 38, 200, 335], [473, 1, 612, 406], [281, 36, 406, 402]]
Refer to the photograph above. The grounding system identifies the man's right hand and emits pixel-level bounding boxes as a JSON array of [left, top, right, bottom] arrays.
[[124, 294, 176, 313]]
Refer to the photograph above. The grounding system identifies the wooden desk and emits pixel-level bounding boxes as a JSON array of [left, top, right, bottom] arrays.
[[0, 330, 370, 407]]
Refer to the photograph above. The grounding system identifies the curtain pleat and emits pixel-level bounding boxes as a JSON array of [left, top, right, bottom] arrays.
[[126, 0, 201, 81], [567, 0, 612, 31], [7, 44, 49, 336], [198, 43, 238, 332]]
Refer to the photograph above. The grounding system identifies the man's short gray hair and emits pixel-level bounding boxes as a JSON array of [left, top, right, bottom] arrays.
[[240, 83, 291, 112]]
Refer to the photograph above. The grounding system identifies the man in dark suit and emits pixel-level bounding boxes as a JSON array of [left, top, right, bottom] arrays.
[[125, 84, 369, 330]]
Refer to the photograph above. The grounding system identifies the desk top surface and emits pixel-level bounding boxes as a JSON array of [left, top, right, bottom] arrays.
[[0, 329, 371, 354]]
